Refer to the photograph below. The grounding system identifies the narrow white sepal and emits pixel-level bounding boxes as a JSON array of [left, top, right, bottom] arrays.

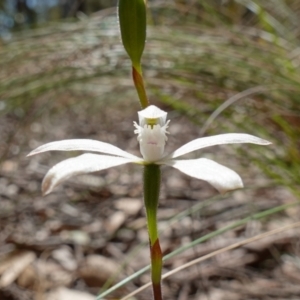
[[166, 133, 271, 159], [165, 158, 243, 194], [42, 154, 135, 195], [27, 139, 139, 160]]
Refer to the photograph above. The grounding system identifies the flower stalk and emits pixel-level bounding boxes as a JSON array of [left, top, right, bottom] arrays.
[[143, 164, 163, 300]]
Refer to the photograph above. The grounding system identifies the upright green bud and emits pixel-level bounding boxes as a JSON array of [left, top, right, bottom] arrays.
[[118, 0, 146, 67]]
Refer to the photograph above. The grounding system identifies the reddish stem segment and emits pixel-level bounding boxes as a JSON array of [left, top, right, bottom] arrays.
[[132, 66, 149, 109], [152, 282, 163, 300], [150, 238, 163, 300]]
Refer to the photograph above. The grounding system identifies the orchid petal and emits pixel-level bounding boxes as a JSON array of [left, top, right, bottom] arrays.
[[165, 158, 243, 193], [166, 133, 271, 159], [42, 154, 135, 195], [28, 139, 139, 160]]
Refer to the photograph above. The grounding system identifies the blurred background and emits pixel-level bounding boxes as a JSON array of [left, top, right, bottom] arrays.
[[0, 0, 116, 40], [0, 1, 300, 299]]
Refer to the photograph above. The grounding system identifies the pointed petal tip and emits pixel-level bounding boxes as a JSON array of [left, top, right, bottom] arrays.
[[219, 180, 244, 195], [27, 151, 35, 157], [257, 138, 272, 145], [27, 147, 44, 157], [42, 190, 51, 196], [42, 184, 52, 196], [41, 177, 53, 196]]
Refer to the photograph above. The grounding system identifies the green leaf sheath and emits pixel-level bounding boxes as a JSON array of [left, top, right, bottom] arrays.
[[118, 0, 146, 67], [118, 0, 149, 108], [151, 239, 163, 287]]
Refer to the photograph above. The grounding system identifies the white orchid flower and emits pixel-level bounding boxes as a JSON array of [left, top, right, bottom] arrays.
[[28, 105, 271, 195]]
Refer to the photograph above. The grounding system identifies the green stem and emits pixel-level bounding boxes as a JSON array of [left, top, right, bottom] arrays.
[[144, 164, 163, 300]]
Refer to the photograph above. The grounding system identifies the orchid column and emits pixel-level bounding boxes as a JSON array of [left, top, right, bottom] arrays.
[[118, 1, 163, 298]]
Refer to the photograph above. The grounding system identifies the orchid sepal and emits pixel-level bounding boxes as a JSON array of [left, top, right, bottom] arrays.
[[165, 158, 243, 194], [41, 153, 136, 195], [27, 139, 140, 160], [164, 133, 271, 160]]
